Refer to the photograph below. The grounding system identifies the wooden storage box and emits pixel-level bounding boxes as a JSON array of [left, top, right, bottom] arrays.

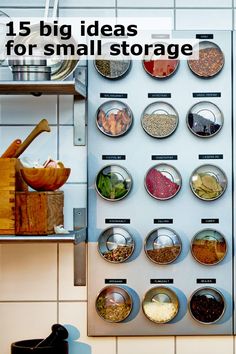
[[0, 158, 28, 235], [15, 191, 64, 235]]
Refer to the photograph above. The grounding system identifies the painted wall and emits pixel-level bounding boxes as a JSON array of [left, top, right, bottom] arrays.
[[0, 0, 235, 353]]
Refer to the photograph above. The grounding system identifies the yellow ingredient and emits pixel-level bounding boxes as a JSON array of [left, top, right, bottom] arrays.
[[192, 173, 222, 200]]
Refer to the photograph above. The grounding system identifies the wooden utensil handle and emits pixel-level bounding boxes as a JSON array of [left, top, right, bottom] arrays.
[[14, 119, 51, 158], [1, 139, 22, 158]]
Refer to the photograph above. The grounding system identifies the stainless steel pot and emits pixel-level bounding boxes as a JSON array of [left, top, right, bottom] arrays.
[[12, 65, 51, 81]]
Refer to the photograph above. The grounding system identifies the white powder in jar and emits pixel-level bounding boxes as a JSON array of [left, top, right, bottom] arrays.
[[143, 300, 178, 323]]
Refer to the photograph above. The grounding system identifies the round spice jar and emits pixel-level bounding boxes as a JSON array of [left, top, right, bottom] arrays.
[[98, 227, 135, 263], [96, 100, 133, 137], [142, 286, 179, 324], [96, 286, 132, 322], [94, 42, 131, 79], [141, 102, 179, 138], [143, 42, 179, 79], [189, 287, 226, 324], [187, 101, 224, 138], [190, 164, 227, 201], [145, 164, 182, 200], [188, 41, 224, 78], [144, 227, 182, 265], [95, 165, 132, 202], [191, 229, 227, 266]]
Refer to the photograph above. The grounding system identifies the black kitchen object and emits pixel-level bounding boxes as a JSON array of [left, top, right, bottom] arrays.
[[11, 339, 68, 354], [189, 287, 225, 324], [98, 226, 135, 263], [144, 227, 182, 264], [34, 324, 68, 348], [187, 101, 223, 138], [94, 42, 131, 79], [188, 41, 224, 78]]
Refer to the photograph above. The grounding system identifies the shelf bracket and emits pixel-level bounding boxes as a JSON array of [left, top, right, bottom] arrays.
[[73, 65, 87, 146], [73, 208, 87, 286]]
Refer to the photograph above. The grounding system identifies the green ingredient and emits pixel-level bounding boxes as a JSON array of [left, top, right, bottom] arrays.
[[97, 172, 128, 200]]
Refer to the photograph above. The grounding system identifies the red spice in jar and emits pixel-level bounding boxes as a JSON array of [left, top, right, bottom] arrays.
[[143, 59, 179, 78]]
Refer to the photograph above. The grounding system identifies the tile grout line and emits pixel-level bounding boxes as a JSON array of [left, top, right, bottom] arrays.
[[0, 300, 88, 303], [57, 243, 60, 323], [116, 336, 118, 354]]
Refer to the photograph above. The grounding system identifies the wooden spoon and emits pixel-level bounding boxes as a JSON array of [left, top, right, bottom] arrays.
[[14, 119, 51, 158]]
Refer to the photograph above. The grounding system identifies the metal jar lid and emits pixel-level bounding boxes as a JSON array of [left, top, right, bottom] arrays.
[[142, 286, 179, 323], [95, 164, 132, 201], [143, 42, 179, 79], [94, 42, 131, 80], [191, 229, 227, 266], [189, 287, 226, 324], [96, 286, 132, 322], [144, 163, 182, 200], [96, 100, 133, 137], [186, 101, 223, 138], [98, 226, 135, 263], [141, 101, 179, 138], [190, 164, 227, 201], [188, 41, 224, 78], [144, 227, 182, 265]]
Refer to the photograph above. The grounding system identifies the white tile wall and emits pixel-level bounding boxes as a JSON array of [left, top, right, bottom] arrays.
[[176, 9, 233, 30], [0, 302, 57, 354], [61, 184, 87, 230], [59, 126, 87, 183], [59, 302, 116, 354], [59, 8, 116, 17], [59, 96, 73, 124], [0, 244, 57, 300], [59, 0, 116, 7], [0, 95, 57, 125], [0, 126, 57, 164], [1, 2, 236, 354], [117, 0, 174, 8], [176, 336, 234, 354], [117, 8, 174, 19], [176, 0, 232, 7], [117, 337, 175, 354], [59, 244, 87, 300]]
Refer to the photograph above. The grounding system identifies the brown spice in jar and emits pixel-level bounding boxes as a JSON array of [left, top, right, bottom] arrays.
[[147, 245, 181, 264], [96, 296, 131, 322], [103, 245, 133, 262], [192, 240, 226, 265], [188, 47, 224, 77]]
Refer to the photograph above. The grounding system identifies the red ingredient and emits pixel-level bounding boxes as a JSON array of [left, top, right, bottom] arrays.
[[143, 59, 178, 78], [146, 168, 179, 199]]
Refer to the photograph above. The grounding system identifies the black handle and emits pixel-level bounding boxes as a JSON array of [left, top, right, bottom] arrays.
[[34, 324, 68, 348]]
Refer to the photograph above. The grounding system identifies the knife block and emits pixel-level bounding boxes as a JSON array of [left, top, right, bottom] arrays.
[[15, 191, 64, 235], [0, 158, 28, 235]]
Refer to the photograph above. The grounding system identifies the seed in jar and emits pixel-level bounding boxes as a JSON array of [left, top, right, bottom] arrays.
[[96, 296, 131, 322], [95, 59, 130, 79], [188, 46, 224, 77], [147, 245, 181, 264], [102, 245, 133, 262], [142, 113, 177, 138]]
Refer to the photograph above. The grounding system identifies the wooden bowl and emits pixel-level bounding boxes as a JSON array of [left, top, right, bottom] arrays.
[[20, 168, 71, 191]]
